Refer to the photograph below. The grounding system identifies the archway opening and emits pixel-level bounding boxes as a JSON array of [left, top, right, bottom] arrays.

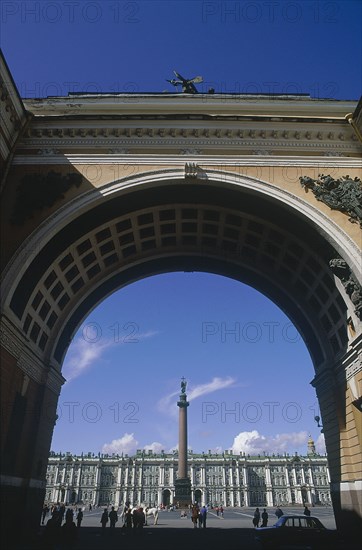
[[47, 272, 331, 513], [52, 273, 322, 455], [162, 489, 171, 507]]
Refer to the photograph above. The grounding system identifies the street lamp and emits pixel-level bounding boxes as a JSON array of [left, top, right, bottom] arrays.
[[314, 416, 324, 433]]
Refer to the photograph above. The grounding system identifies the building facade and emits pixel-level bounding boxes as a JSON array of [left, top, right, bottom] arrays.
[[45, 440, 331, 508]]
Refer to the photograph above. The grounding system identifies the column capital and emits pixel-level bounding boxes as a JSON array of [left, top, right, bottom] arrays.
[[177, 393, 189, 407]]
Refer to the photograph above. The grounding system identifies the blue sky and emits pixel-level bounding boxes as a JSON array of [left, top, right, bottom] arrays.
[[1, 0, 361, 99], [1, 0, 360, 456], [54, 273, 323, 456]]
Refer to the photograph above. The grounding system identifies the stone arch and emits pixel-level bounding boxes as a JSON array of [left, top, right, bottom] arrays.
[[2, 169, 359, 370], [1, 169, 361, 534]]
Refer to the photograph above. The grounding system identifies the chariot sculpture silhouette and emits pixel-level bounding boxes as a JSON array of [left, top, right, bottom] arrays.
[[166, 70, 203, 93]]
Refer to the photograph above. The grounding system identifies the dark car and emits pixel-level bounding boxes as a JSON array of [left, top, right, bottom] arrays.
[[254, 514, 343, 549]]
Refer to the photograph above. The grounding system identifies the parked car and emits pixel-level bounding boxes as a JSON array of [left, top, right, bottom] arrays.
[[254, 514, 343, 549]]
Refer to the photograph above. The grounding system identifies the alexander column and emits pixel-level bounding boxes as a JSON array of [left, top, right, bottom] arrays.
[[174, 377, 192, 507]]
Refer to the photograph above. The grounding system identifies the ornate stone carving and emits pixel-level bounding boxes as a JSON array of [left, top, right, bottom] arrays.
[[10, 170, 83, 225], [185, 163, 199, 178], [18, 356, 43, 384], [180, 149, 202, 155], [300, 174, 362, 226], [329, 258, 362, 319], [37, 149, 60, 156], [0, 323, 22, 359]]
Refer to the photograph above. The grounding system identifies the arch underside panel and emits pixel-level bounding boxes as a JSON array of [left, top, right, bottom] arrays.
[[8, 183, 348, 368]]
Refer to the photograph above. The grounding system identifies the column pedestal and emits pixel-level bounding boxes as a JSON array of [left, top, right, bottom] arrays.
[[174, 478, 192, 508]]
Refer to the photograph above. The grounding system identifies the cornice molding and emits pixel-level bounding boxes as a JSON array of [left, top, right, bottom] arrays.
[[0, 53, 28, 165], [20, 124, 358, 140], [342, 334, 362, 383], [12, 154, 362, 168], [17, 137, 358, 148], [345, 355, 362, 383], [22, 94, 358, 119], [313, 337, 362, 390], [16, 120, 360, 157]]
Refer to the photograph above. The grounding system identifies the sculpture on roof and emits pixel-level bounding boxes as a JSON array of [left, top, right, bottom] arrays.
[[166, 70, 203, 93]]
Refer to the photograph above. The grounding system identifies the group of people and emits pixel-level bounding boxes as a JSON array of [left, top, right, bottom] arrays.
[[42, 505, 81, 549], [252, 507, 269, 527], [100, 506, 119, 534], [43, 501, 142, 547], [121, 504, 148, 531], [42, 503, 84, 528], [100, 504, 149, 534], [191, 503, 208, 528]]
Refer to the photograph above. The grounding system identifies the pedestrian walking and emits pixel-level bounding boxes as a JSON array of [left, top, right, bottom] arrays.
[[109, 506, 118, 532], [253, 507, 260, 527], [65, 507, 74, 522], [261, 508, 268, 527], [304, 504, 312, 526], [275, 507, 284, 518], [125, 508, 133, 530], [133, 507, 145, 532], [61, 515, 77, 549], [132, 508, 140, 529], [42, 512, 61, 550], [199, 505, 207, 528], [100, 508, 108, 535], [191, 503, 199, 528], [59, 504, 66, 525], [76, 508, 83, 528]]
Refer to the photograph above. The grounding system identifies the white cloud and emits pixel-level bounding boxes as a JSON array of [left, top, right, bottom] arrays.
[[157, 391, 180, 413], [188, 377, 237, 400], [143, 442, 164, 454], [62, 329, 159, 383], [231, 430, 309, 455], [102, 433, 139, 455], [315, 433, 326, 454], [138, 330, 159, 339], [62, 337, 111, 382], [157, 376, 237, 414]]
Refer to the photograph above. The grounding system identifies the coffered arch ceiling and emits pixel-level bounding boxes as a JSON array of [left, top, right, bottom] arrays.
[[4, 172, 354, 372]]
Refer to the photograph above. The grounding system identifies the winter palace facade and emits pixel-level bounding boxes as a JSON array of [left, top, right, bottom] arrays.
[[45, 438, 331, 508]]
